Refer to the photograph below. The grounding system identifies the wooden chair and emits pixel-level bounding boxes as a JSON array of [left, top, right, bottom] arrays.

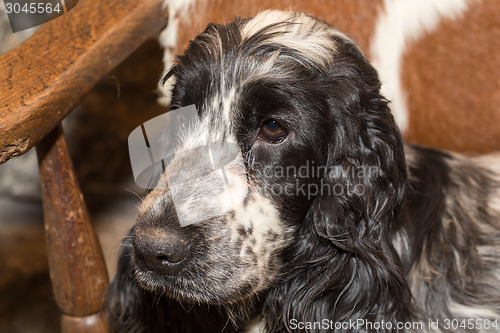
[[0, 0, 168, 331]]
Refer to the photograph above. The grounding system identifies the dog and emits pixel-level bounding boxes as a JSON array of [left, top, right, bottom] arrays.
[[106, 10, 500, 332]]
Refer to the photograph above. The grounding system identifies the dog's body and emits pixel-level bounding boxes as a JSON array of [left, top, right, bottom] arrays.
[[107, 11, 500, 332]]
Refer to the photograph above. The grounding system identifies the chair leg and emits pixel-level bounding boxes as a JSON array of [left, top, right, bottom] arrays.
[[36, 125, 110, 333]]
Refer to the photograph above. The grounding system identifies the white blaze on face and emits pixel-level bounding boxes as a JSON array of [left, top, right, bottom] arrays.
[[163, 109, 249, 227], [241, 10, 348, 70], [163, 93, 289, 279]]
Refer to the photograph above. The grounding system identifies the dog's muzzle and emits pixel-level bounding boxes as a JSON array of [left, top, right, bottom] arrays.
[[131, 131, 248, 276]]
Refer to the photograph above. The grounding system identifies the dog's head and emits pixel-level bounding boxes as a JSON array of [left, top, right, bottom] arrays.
[[131, 10, 407, 307]]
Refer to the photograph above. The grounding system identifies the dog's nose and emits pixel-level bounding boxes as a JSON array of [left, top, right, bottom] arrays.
[[133, 226, 190, 274]]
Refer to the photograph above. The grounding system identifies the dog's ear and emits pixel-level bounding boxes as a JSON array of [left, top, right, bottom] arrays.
[[264, 38, 413, 331], [313, 38, 408, 254], [310, 37, 411, 319]]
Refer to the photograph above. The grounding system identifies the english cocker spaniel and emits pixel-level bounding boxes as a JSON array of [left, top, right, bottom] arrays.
[[106, 10, 500, 333]]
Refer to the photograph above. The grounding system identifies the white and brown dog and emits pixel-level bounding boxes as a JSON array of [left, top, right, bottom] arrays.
[[106, 11, 500, 333]]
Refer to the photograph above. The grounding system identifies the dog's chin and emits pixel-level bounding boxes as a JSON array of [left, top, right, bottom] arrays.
[[133, 267, 260, 305]]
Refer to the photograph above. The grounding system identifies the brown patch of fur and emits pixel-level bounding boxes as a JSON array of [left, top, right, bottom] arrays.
[[402, 1, 500, 154]]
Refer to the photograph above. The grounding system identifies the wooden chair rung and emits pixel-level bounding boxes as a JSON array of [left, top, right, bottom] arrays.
[[36, 125, 110, 332]]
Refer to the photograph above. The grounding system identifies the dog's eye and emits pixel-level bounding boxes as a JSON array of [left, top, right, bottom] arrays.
[[258, 119, 288, 144]]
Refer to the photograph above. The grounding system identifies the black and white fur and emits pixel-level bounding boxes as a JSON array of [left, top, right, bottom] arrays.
[[106, 10, 500, 332]]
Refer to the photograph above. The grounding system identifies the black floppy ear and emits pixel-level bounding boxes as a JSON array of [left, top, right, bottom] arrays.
[[314, 37, 408, 253], [308, 37, 412, 320], [263, 38, 413, 332]]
